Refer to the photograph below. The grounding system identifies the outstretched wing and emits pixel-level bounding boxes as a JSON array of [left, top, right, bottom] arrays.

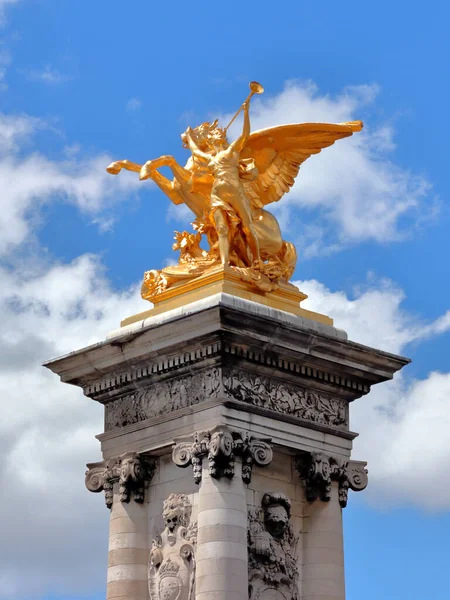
[[240, 121, 363, 207]]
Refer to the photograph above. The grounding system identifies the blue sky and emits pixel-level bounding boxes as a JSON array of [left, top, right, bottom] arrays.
[[0, 1, 449, 598]]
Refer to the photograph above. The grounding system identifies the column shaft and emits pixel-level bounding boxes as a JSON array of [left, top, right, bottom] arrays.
[[107, 484, 149, 600], [303, 482, 345, 600], [195, 459, 248, 600]]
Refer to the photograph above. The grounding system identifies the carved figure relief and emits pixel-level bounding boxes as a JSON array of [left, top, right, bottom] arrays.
[[149, 493, 197, 600], [248, 492, 299, 600], [104, 368, 221, 431], [223, 368, 348, 429], [296, 452, 368, 508], [85, 452, 156, 509], [172, 427, 273, 484]]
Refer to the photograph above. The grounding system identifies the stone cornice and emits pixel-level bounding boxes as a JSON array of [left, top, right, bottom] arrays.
[[172, 426, 273, 484], [83, 340, 370, 402], [296, 452, 368, 508], [43, 299, 410, 396], [85, 451, 156, 508]]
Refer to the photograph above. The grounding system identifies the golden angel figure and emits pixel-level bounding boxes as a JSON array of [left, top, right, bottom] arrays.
[[184, 99, 261, 269], [107, 81, 362, 303]]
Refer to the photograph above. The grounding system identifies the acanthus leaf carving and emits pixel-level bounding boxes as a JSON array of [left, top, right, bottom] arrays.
[[172, 427, 273, 484], [85, 452, 156, 509]]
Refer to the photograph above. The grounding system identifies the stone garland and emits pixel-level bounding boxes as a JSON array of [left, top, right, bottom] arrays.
[[172, 428, 273, 484], [296, 452, 368, 508], [85, 451, 156, 508]]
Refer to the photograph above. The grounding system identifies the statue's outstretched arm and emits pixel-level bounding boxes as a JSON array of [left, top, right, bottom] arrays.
[[230, 101, 250, 154]]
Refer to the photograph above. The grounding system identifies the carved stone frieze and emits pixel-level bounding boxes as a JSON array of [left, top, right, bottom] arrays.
[[248, 492, 299, 600], [84, 339, 370, 405], [223, 368, 348, 429], [172, 427, 273, 484], [85, 452, 156, 509], [104, 367, 221, 431], [149, 493, 197, 600], [296, 452, 368, 508]]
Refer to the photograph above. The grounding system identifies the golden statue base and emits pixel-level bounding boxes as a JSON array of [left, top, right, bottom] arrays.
[[121, 265, 333, 327]]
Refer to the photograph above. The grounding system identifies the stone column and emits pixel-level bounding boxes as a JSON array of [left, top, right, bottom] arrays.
[[196, 458, 248, 600], [107, 484, 149, 600], [299, 453, 369, 600], [173, 427, 273, 600], [85, 452, 156, 600], [303, 482, 345, 600]]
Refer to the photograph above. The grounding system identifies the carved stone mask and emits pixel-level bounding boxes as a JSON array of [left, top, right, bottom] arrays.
[[264, 504, 289, 538], [165, 513, 179, 532], [163, 501, 184, 532]]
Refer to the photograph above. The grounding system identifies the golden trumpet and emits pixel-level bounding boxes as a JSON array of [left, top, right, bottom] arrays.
[[224, 81, 264, 132]]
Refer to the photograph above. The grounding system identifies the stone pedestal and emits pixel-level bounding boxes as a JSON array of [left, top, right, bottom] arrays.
[[45, 293, 409, 600]]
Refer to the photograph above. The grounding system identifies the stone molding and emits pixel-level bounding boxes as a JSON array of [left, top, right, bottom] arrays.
[[84, 339, 369, 401], [85, 451, 156, 508], [172, 427, 273, 484], [85, 343, 222, 398], [296, 452, 368, 508]]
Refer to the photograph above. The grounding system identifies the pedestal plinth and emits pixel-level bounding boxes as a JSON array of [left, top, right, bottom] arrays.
[[45, 293, 409, 600]]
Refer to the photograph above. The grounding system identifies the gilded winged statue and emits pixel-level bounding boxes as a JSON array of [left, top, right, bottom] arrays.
[[107, 82, 362, 301]]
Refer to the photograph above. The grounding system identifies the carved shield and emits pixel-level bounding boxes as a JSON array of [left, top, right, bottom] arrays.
[[159, 574, 181, 600], [149, 551, 193, 600], [257, 589, 289, 600]]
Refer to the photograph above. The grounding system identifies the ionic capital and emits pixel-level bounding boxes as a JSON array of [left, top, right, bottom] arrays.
[[172, 427, 273, 484], [85, 451, 156, 509], [296, 452, 368, 508]]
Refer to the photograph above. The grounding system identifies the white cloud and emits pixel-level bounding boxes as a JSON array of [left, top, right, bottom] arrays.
[[297, 277, 450, 510], [0, 112, 40, 152], [0, 106, 149, 597], [0, 255, 145, 597], [221, 81, 433, 256], [126, 96, 142, 111], [0, 112, 141, 254], [0, 0, 18, 25], [26, 65, 71, 84]]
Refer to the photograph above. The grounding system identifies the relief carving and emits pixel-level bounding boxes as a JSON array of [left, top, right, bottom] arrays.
[[172, 427, 273, 484], [104, 367, 221, 431], [149, 493, 197, 600], [223, 368, 348, 429], [103, 366, 349, 433], [296, 452, 368, 508], [85, 452, 156, 509], [248, 492, 299, 600]]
